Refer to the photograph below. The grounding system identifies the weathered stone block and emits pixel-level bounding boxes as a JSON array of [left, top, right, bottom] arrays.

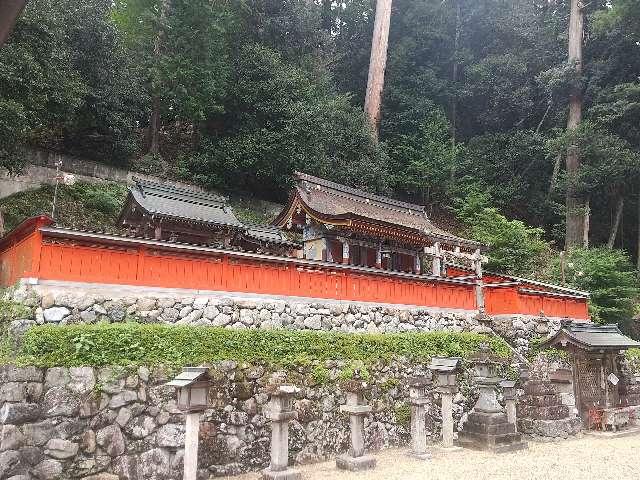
[[0, 450, 21, 478], [0, 403, 40, 425], [0, 425, 25, 451], [96, 425, 125, 457], [43, 307, 70, 323], [31, 459, 63, 480], [42, 386, 80, 417], [335, 454, 376, 471], [44, 438, 79, 459], [21, 420, 55, 447], [156, 423, 184, 448]]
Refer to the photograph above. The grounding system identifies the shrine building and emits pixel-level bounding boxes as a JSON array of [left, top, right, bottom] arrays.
[[118, 178, 299, 255], [273, 172, 484, 274], [0, 173, 590, 321]]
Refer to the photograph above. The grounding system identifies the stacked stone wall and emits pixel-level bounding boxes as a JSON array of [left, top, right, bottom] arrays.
[[9, 283, 562, 357], [0, 361, 470, 480]]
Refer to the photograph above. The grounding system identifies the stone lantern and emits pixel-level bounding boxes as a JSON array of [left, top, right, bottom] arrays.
[[263, 383, 301, 480], [407, 375, 432, 459], [166, 366, 211, 480], [429, 357, 462, 450], [336, 374, 376, 471], [457, 345, 527, 453], [500, 379, 517, 427]]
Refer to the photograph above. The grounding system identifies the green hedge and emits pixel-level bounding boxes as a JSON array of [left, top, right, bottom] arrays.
[[18, 323, 510, 368]]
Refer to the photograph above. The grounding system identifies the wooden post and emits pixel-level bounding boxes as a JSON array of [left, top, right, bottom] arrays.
[[364, 0, 393, 136], [183, 412, 200, 480], [474, 249, 485, 313], [431, 242, 442, 277], [565, 0, 586, 249], [342, 241, 350, 265]]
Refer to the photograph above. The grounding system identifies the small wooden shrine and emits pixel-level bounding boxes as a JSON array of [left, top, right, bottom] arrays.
[[273, 172, 485, 274], [541, 322, 640, 430], [118, 178, 298, 255]]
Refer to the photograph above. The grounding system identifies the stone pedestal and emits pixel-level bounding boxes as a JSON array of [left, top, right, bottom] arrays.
[[458, 346, 527, 453], [501, 380, 517, 430], [262, 385, 301, 480], [336, 379, 376, 471], [429, 356, 463, 451], [407, 376, 431, 459]]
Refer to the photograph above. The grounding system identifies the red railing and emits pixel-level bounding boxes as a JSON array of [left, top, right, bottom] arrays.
[[0, 217, 589, 319]]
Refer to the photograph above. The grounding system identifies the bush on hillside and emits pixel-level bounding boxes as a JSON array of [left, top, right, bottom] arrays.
[[18, 323, 510, 368], [455, 192, 551, 275], [547, 247, 639, 328]]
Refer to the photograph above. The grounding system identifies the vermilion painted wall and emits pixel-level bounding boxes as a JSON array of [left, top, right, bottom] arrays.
[[0, 219, 590, 319]]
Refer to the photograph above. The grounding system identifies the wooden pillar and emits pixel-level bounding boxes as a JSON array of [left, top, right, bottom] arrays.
[[414, 254, 421, 275], [431, 242, 442, 277], [364, 0, 393, 135], [342, 241, 350, 265], [474, 249, 485, 313], [183, 412, 200, 480], [376, 245, 382, 269]]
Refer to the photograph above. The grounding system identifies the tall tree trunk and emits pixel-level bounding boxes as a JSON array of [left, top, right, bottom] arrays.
[[364, 0, 393, 138], [0, 0, 26, 48], [608, 195, 624, 249], [148, 95, 161, 155], [637, 195, 640, 272], [321, 0, 333, 32], [0, 210, 5, 237], [147, 0, 170, 156], [564, 0, 585, 250], [450, 0, 462, 147]]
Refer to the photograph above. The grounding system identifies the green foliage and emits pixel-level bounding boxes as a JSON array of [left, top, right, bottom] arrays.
[[387, 109, 459, 204], [393, 403, 411, 428], [527, 336, 569, 362], [455, 192, 551, 275], [548, 248, 640, 327], [380, 378, 400, 392], [338, 360, 371, 382], [0, 299, 34, 364], [0, 181, 127, 231], [18, 323, 510, 368], [179, 44, 388, 199], [310, 365, 331, 385]]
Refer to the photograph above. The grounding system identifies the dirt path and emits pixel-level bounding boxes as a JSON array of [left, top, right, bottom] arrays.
[[222, 434, 640, 480]]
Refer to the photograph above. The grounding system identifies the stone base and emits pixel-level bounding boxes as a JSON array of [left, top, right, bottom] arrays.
[[406, 450, 431, 460], [262, 467, 302, 480], [519, 417, 582, 439], [458, 411, 528, 454], [435, 445, 464, 453], [336, 454, 377, 471], [583, 425, 640, 439]]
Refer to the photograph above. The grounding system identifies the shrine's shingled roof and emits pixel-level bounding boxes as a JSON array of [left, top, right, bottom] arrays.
[[126, 178, 243, 228], [541, 322, 640, 351], [273, 172, 482, 249], [120, 179, 298, 248]]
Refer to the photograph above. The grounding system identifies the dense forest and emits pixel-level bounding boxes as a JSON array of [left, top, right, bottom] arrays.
[[1, 0, 640, 324]]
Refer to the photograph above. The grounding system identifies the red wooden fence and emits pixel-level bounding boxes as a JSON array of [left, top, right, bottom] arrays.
[[0, 217, 589, 319]]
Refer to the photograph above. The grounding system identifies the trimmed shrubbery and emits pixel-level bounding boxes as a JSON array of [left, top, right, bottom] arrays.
[[18, 322, 510, 368]]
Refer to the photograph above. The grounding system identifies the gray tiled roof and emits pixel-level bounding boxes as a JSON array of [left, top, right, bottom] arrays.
[[130, 178, 243, 228], [542, 322, 640, 350], [275, 172, 482, 249], [244, 224, 298, 246]]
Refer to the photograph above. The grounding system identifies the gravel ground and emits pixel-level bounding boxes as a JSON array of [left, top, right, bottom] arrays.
[[222, 434, 640, 480]]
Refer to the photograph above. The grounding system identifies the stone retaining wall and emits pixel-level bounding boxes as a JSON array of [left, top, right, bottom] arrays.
[[0, 360, 470, 480], [9, 282, 562, 357]]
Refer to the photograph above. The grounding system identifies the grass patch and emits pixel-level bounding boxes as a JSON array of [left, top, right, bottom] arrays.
[[0, 299, 34, 364], [0, 181, 128, 232], [17, 323, 511, 368]]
